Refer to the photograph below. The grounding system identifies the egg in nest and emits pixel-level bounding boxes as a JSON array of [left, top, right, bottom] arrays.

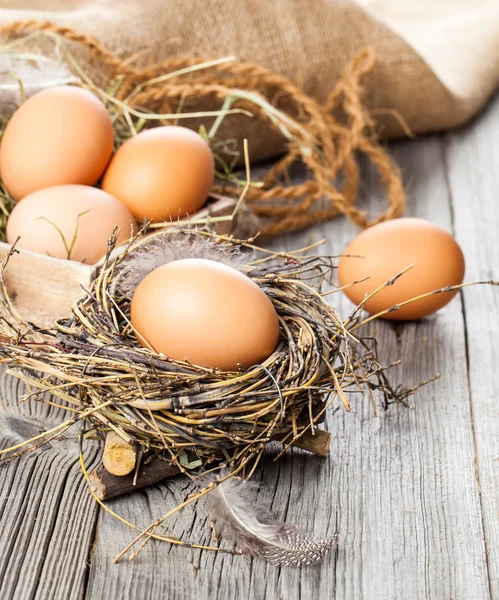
[[130, 258, 280, 371]]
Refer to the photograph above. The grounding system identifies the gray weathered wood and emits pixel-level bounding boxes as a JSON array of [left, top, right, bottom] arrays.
[[444, 98, 499, 597], [0, 370, 100, 600], [1, 95, 498, 599]]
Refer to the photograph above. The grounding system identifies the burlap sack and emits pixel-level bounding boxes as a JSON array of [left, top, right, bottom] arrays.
[[0, 1, 497, 235], [1, 0, 498, 146]]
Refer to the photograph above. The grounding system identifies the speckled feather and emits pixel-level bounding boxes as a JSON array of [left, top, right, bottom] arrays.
[[205, 475, 338, 567]]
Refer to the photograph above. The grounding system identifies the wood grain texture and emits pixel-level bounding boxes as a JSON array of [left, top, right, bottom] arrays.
[[1, 97, 499, 599], [0, 369, 100, 600], [102, 432, 136, 477], [0, 242, 94, 327], [444, 96, 499, 597], [90, 458, 181, 501]]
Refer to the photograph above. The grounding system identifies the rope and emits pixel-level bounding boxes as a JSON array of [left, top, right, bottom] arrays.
[[0, 21, 405, 235]]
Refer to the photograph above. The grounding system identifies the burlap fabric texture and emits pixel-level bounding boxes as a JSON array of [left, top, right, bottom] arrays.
[[2, 0, 497, 145], [1, 1, 497, 234]]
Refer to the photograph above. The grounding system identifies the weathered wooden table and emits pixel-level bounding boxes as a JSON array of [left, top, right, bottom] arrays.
[[1, 93, 498, 600]]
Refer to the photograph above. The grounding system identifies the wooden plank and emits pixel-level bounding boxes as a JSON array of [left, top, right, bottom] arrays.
[[444, 92, 499, 597], [0, 368, 100, 600], [85, 137, 491, 599], [0, 242, 94, 328]]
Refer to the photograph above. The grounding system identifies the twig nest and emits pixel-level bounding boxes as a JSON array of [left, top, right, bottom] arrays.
[[50, 228, 338, 466], [0, 228, 429, 477]]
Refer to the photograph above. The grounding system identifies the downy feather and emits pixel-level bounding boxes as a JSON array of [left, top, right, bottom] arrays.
[[0, 56, 75, 114], [116, 230, 253, 298], [0, 407, 79, 454]]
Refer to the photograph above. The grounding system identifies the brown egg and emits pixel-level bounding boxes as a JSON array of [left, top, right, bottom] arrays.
[[130, 258, 280, 370], [0, 86, 114, 200], [6, 185, 136, 264], [102, 126, 214, 221], [338, 218, 465, 320]]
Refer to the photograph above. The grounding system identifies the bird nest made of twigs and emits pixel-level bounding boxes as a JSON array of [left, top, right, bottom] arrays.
[[0, 227, 435, 480]]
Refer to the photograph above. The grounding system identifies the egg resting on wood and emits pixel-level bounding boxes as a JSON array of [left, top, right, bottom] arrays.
[[338, 218, 465, 320]]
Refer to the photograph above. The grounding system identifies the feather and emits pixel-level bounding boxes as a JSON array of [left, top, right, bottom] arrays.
[[0, 407, 78, 454], [0, 55, 75, 114], [204, 474, 338, 567], [116, 230, 253, 298], [0, 409, 46, 445]]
